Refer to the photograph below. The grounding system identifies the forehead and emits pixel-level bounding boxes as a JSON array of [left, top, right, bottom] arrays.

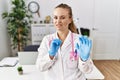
[[53, 8, 69, 16]]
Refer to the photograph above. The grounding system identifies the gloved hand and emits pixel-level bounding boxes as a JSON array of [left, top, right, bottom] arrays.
[[48, 39, 62, 56], [75, 36, 92, 61]]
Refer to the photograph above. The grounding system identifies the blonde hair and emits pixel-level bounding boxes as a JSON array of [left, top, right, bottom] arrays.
[[55, 3, 78, 33]]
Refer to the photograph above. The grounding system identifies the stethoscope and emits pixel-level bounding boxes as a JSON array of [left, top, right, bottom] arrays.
[[48, 32, 79, 61], [69, 33, 78, 61]]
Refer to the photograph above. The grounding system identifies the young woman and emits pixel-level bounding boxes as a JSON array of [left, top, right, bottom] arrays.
[[36, 3, 93, 80]]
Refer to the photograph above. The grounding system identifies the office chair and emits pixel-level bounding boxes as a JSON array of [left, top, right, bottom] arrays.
[[23, 45, 39, 51]]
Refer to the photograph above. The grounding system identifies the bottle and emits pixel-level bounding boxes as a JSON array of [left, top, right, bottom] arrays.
[[74, 18, 80, 33]]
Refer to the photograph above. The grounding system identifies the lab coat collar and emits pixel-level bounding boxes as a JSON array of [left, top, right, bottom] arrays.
[[61, 31, 72, 49], [52, 31, 74, 58], [54, 31, 72, 49]]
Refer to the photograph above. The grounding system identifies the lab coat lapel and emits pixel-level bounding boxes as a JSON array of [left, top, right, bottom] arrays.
[[61, 31, 72, 51], [53, 31, 72, 47], [53, 31, 72, 53]]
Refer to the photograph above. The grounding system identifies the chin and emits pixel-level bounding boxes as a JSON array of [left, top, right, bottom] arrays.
[[56, 28, 62, 31], [55, 26, 61, 30], [56, 28, 61, 31]]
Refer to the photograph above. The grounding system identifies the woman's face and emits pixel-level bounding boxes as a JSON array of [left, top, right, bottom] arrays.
[[53, 8, 72, 31]]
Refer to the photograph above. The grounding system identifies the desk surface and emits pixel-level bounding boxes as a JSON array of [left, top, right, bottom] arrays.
[[85, 65, 104, 80], [0, 63, 104, 80]]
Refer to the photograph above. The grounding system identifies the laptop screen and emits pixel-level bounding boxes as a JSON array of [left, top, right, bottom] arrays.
[[18, 52, 38, 65]]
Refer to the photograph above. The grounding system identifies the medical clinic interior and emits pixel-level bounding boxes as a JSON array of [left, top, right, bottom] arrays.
[[0, 0, 120, 80]]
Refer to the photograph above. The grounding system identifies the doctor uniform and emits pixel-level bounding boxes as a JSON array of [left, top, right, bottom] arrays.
[[36, 31, 93, 80]]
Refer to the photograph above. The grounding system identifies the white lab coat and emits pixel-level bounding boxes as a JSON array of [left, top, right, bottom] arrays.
[[36, 31, 93, 80]]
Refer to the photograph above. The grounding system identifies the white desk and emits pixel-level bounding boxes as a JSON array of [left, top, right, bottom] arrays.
[[0, 64, 104, 80], [85, 65, 104, 80]]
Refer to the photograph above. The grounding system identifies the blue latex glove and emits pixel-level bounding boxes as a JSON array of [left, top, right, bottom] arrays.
[[48, 39, 62, 56], [75, 36, 92, 61]]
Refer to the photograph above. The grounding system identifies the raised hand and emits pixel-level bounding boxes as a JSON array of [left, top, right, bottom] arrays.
[[48, 39, 62, 56], [75, 36, 92, 61]]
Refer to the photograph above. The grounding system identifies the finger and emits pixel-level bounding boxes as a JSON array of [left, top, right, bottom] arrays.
[[79, 36, 84, 44], [88, 39, 92, 48], [84, 36, 89, 45], [53, 39, 62, 46], [77, 37, 82, 47], [83, 36, 87, 44], [57, 40, 62, 46], [83, 35, 88, 38], [81, 36, 86, 45], [75, 43, 79, 49]]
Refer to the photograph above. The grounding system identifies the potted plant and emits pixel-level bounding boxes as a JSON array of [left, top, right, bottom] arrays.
[[17, 66, 23, 75], [80, 28, 90, 37], [2, 0, 32, 51]]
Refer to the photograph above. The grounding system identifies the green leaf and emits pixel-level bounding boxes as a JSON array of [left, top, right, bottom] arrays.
[[2, 12, 8, 19], [1, 0, 32, 51]]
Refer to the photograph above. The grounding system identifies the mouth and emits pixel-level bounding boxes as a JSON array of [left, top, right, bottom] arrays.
[[56, 24, 62, 27]]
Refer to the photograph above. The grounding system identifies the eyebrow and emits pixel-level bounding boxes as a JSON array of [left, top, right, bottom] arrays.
[[53, 15, 69, 17]]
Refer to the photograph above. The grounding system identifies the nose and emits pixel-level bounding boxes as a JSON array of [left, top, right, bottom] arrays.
[[56, 18, 61, 23]]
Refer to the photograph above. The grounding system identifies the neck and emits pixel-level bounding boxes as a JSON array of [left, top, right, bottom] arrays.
[[57, 30, 69, 42]]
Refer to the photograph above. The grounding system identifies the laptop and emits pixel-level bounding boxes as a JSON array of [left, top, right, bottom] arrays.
[[18, 52, 38, 65]]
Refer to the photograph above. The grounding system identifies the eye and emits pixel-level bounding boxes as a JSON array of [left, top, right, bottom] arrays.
[[54, 16, 57, 19], [60, 16, 65, 19]]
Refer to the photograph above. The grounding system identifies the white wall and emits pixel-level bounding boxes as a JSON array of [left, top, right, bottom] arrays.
[[0, 0, 94, 59], [0, 0, 12, 60], [0, 0, 120, 60], [26, 0, 94, 29], [28, 0, 120, 60]]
